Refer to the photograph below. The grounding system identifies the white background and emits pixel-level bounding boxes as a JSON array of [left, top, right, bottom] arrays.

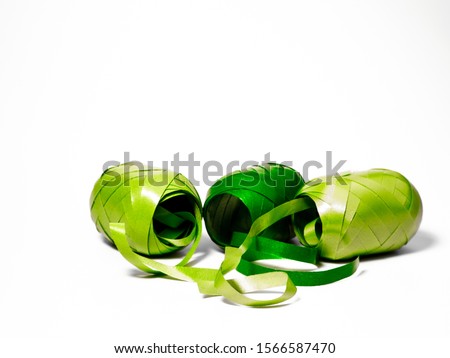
[[1, 1, 449, 357]]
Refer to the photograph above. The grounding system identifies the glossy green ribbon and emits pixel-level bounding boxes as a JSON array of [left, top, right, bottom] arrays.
[[203, 164, 360, 291], [229, 168, 422, 284], [292, 169, 423, 260], [204, 163, 304, 247], [90, 163, 422, 307], [90, 163, 301, 306], [90, 162, 202, 262]]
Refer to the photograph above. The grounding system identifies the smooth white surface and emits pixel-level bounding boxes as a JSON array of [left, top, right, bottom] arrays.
[[1, 1, 449, 357]]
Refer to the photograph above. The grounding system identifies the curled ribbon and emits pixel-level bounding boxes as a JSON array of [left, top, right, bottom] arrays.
[[90, 163, 300, 306], [226, 169, 422, 285], [89, 163, 423, 307], [203, 164, 360, 292]]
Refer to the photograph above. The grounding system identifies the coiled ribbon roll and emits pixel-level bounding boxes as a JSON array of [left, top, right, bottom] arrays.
[[204, 163, 304, 247], [293, 169, 423, 260], [90, 163, 202, 265], [231, 168, 422, 286]]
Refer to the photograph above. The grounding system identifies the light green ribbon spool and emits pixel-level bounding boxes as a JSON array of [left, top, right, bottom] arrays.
[[90, 163, 202, 264], [292, 169, 423, 260]]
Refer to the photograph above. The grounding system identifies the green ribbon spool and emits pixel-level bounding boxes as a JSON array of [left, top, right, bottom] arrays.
[[90, 163, 202, 262], [292, 168, 423, 260], [203, 163, 304, 247]]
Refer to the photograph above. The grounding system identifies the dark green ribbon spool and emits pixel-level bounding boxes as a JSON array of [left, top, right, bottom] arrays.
[[203, 163, 304, 247]]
